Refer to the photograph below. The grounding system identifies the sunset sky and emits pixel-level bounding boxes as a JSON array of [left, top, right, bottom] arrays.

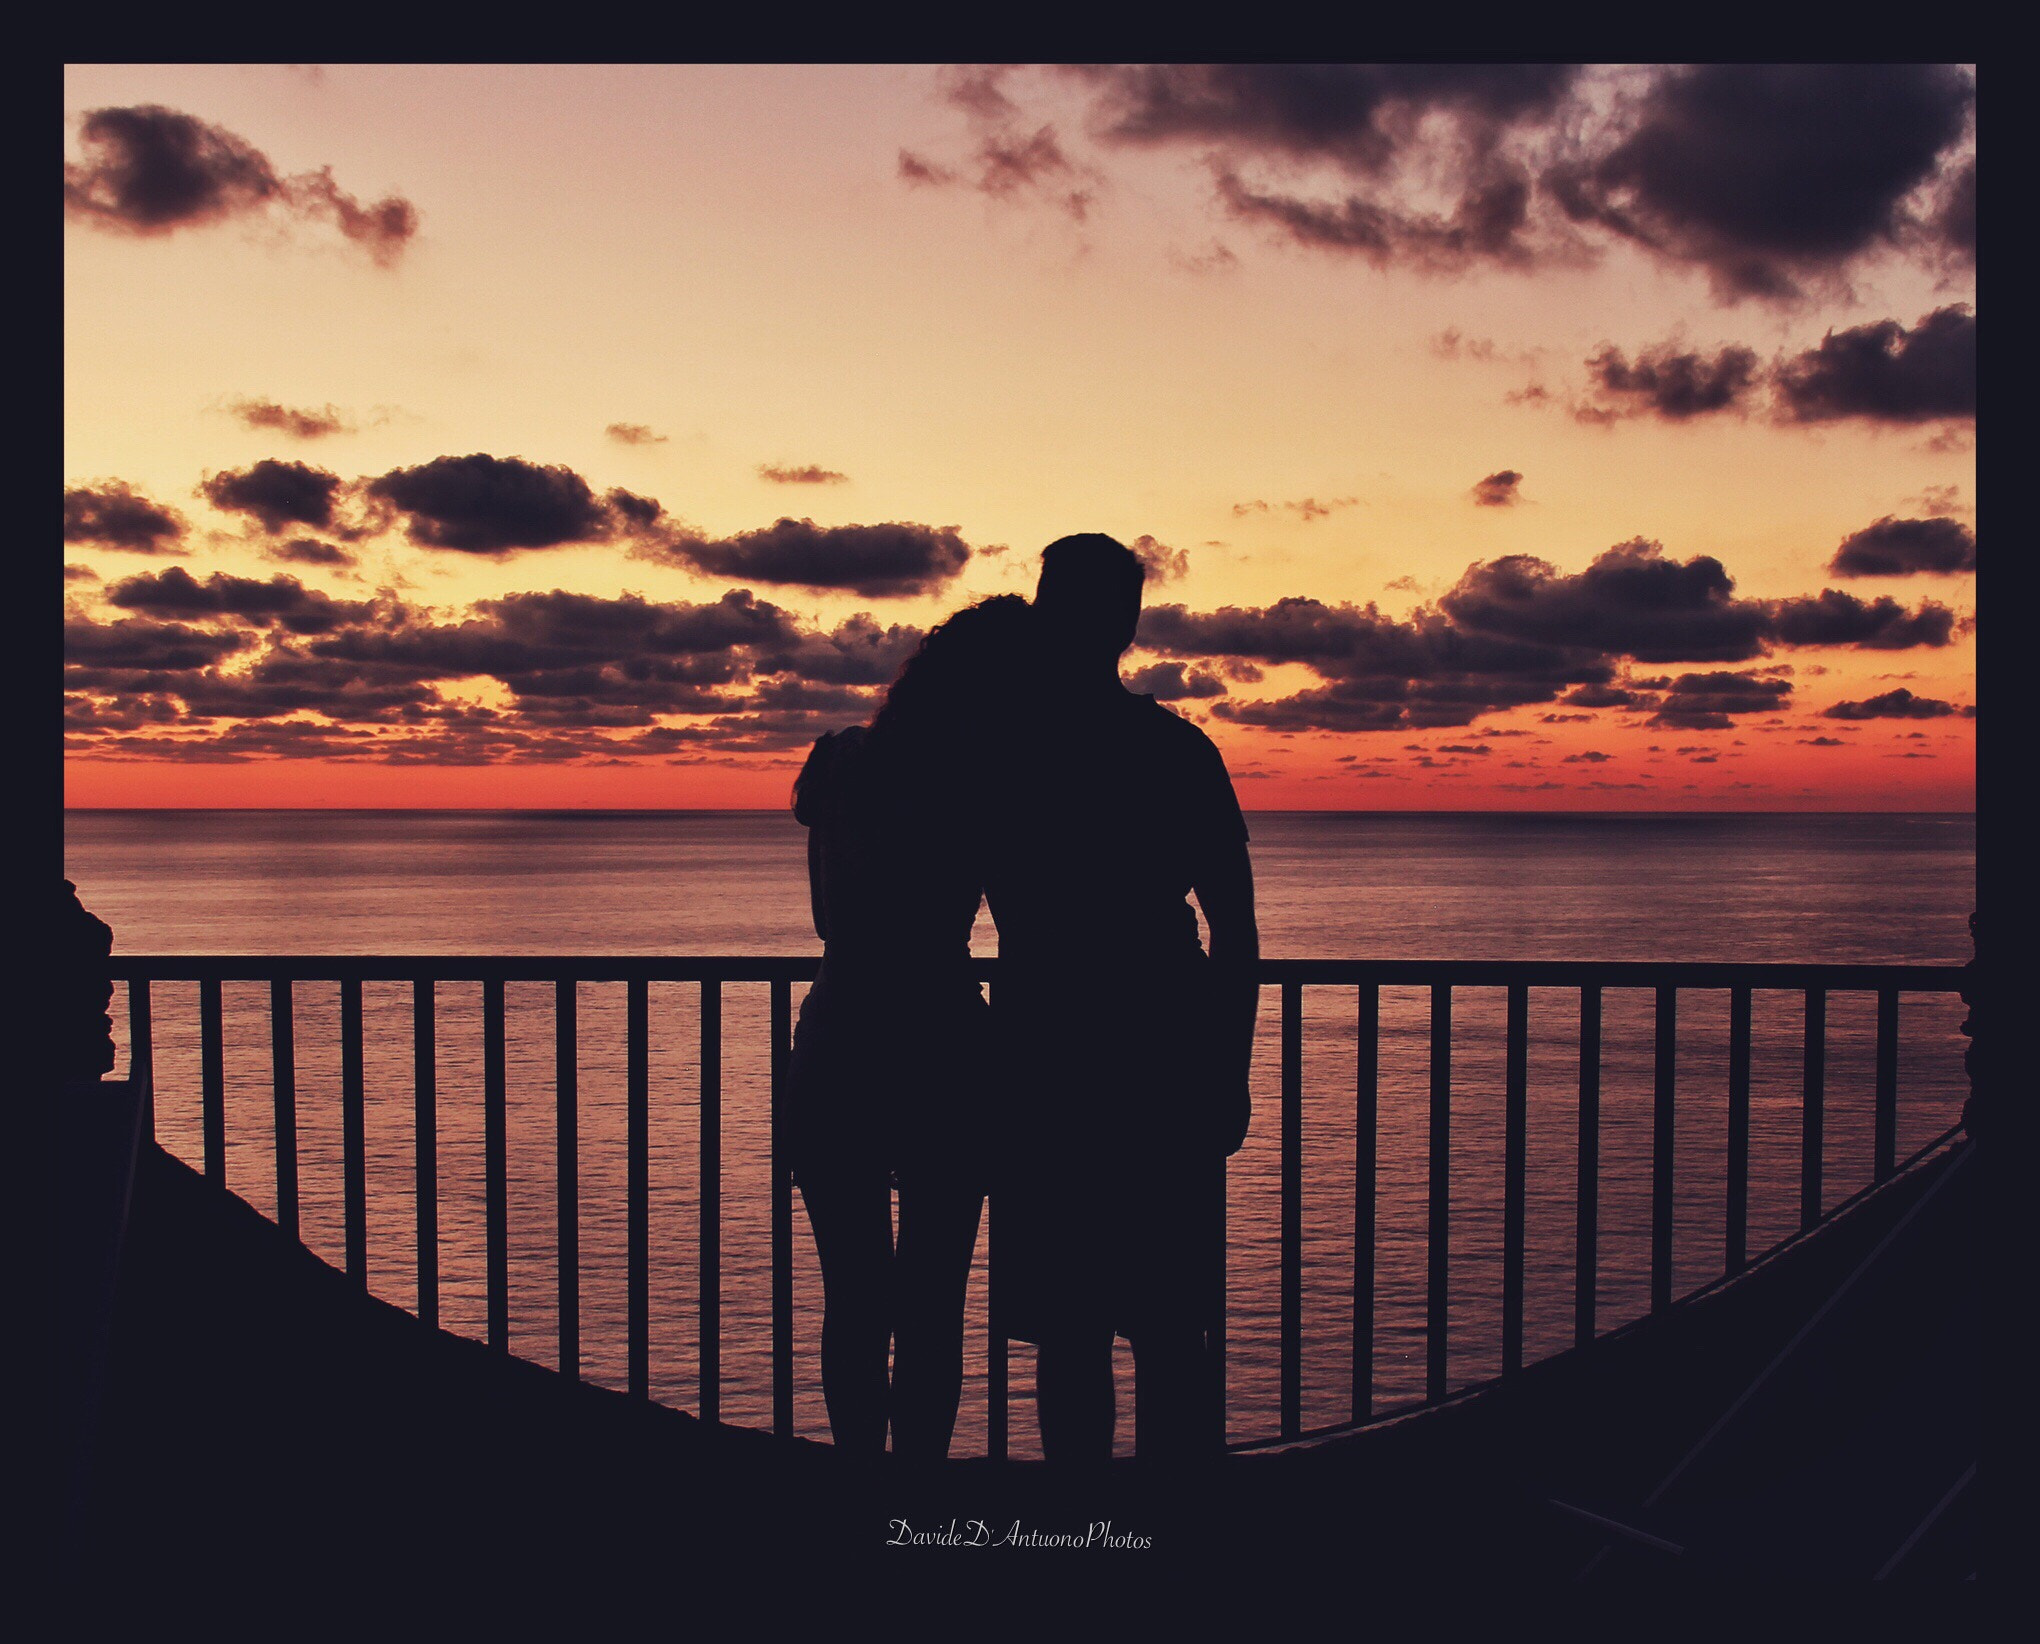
[[64, 63, 1977, 810]]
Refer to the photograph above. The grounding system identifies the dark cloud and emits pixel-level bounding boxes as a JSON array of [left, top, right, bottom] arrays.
[[606, 423, 668, 446], [1079, 64, 1578, 272], [1773, 305, 1975, 423], [201, 459, 345, 533], [1562, 750, 1613, 763], [1076, 63, 1581, 165], [63, 482, 189, 554], [225, 398, 351, 439], [366, 454, 639, 554], [64, 616, 255, 672], [1561, 682, 1653, 709], [1823, 687, 1960, 721], [1799, 736, 1847, 746], [1471, 470, 1522, 507], [1440, 539, 1770, 663], [1647, 670, 1794, 730], [65, 564, 100, 583], [640, 517, 972, 598], [758, 464, 849, 485], [1213, 161, 1542, 272], [1123, 661, 1227, 701], [1829, 515, 1976, 578], [64, 104, 418, 264], [104, 566, 370, 635], [264, 537, 358, 568], [1579, 343, 1761, 421], [1766, 589, 1959, 650], [925, 66, 1975, 295], [63, 581, 943, 765], [757, 614, 926, 686], [1549, 65, 1973, 299]]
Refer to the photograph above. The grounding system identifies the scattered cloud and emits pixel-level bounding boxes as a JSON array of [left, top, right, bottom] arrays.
[[634, 516, 973, 598], [63, 481, 189, 554], [201, 459, 347, 534], [64, 104, 418, 264], [222, 397, 354, 439], [606, 423, 668, 446], [366, 454, 647, 554], [1829, 515, 1976, 577], [1774, 305, 1975, 424], [1471, 469, 1523, 507], [758, 463, 849, 485], [1823, 687, 1961, 720], [1577, 343, 1761, 421]]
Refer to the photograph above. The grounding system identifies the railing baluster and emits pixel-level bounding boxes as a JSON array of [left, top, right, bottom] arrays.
[[627, 977, 649, 1400], [270, 978, 300, 1239], [200, 976, 225, 1185], [556, 979, 579, 1382], [1651, 986, 1676, 1313], [483, 978, 508, 1353], [1352, 984, 1378, 1423], [1574, 985, 1601, 1351], [1726, 986, 1751, 1274], [1801, 988, 1826, 1231], [986, 979, 1007, 1461], [336, 981, 363, 1283], [1874, 989, 1899, 1182], [410, 979, 435, 1319], [1502, 983, 1527, 1374], [126, 976, 154, 1138], [1280, 979, 1303, 1438], [986, 1192, 1008, 1461], [770, 977, 794, 1439], [700, 978, 722, 1426], [1426, 984, 1451, 1403]]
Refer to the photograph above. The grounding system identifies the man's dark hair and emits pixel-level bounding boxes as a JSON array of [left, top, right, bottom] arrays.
[[1035, 533, 1145, 660]]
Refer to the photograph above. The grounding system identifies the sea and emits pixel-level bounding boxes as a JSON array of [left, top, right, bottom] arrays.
[[65, 809, 1977, 1457]]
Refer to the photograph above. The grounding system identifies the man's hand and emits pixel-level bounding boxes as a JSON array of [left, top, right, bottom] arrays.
[[1195, 837, 1260, 1157]]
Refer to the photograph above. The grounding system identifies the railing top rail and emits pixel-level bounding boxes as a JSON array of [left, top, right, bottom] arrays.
[[104, 954, 1968, 990]]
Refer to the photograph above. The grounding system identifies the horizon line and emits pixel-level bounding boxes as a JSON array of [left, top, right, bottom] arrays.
[[64, 805, 1978, 817]]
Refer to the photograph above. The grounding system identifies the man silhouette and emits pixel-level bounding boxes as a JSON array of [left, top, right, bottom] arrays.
[[985, 533, 1259, 1462]]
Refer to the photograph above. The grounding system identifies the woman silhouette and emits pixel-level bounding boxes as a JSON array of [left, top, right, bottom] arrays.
[[785, 594, 1035, 1459]]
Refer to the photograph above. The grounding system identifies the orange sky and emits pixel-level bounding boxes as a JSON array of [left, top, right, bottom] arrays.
[[64, 64, 1976, 809]]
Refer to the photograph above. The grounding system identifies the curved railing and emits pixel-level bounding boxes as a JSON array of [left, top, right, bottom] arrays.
[[105, 955, 1968, 1455]]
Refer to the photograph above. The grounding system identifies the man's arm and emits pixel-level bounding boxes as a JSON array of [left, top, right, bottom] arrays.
[[1194, 835, 1259, 1155]]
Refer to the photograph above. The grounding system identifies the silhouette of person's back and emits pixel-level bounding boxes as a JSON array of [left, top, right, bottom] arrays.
[[985, 534, 1259, 1463]]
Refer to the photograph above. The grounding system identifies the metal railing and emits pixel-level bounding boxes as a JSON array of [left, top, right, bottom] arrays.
[[110, 955, 1967, 1453]]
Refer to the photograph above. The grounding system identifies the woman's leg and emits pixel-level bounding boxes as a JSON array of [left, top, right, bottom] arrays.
[[798, 1170, 894, 1454], [890, 1178, 985, 1462], [1036, 1330, 1116, 1464]]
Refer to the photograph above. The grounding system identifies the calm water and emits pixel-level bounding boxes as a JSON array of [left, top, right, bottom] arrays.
[[66, 809, 1976, 1456]]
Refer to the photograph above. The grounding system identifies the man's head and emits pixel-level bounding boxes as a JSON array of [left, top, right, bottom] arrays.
[[1034, 532, 1145, 664]]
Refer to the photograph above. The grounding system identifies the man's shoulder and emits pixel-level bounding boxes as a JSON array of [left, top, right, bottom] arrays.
[[1125, 692, 1225, 759]]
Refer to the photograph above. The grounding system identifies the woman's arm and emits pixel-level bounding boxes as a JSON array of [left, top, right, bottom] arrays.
[[807, 823, 829, 943]]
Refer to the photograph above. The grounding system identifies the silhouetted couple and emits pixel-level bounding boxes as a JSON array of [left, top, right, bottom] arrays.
[[785, 533, 1259, 1466]]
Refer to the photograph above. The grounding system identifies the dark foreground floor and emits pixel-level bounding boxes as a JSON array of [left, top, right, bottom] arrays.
[[55, 1113, 1982, 1618]]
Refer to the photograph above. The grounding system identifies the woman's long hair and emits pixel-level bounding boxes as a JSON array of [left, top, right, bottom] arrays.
[[867, 593, 1035, 750], [791, 595, 1035, 823]]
